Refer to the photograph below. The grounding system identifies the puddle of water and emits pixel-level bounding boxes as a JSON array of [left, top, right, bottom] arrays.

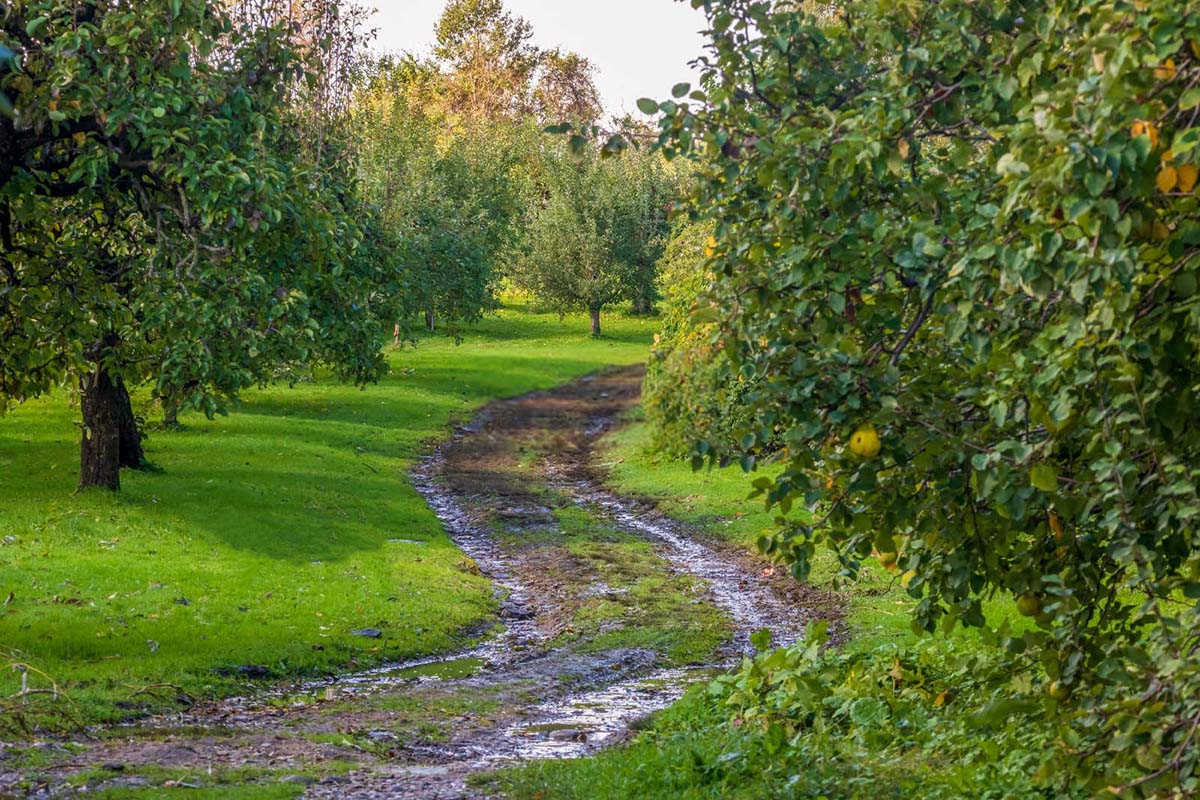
[[500, 666, 714, 761]]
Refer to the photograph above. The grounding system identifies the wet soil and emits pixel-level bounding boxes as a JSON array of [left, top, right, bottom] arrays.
[[0, 365, 842, 799]]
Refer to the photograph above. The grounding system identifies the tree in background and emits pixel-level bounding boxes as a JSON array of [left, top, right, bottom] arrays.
[[509, 145, 673, 335], [645, 0, 1200, 791], [432, 0, 539, 121], [0, 0, 399, 489], [607, 150, 675, 313], [354, 0, 610, 336], [354, 57, 530, 333], [534, 49, 602, 126]]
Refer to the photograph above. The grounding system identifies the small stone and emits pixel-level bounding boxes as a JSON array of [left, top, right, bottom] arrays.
[[281, 775, 316, 786], [351, 628, 382, 638], [366, 730, 396, 742], [500, 600, 535, 620], [549, 729, 588, 742]]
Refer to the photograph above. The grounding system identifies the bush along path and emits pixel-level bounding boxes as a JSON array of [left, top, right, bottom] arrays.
[[1, 367, 840, 799]]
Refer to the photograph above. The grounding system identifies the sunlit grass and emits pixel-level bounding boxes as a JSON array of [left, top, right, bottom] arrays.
[[0, 302, 655, 727]]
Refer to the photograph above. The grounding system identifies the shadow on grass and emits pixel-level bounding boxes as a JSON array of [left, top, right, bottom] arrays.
[[0, 313, 652, 570]]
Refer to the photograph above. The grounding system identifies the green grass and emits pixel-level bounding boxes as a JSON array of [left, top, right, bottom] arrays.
[[596, 419, 916, 650], [0, 301, 655, 728]]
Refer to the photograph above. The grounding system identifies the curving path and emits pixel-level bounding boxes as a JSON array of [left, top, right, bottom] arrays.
[[10, 366, 841, 800]]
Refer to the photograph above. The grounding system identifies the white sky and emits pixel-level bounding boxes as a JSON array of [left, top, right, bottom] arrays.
[[367, 0, 710, 117]]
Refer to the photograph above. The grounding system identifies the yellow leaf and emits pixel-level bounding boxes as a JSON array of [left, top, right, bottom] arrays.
[[898, 138, 910, 159], [1153, 59, 1176, 81], [1092, 52, 1105, 72], [1132, 120, 1160, 148], [1157, 166, 1178, 193], [934, 691, 948, 707], [1049, 511, 1064, 541], [1178, 164, 1198, 193]]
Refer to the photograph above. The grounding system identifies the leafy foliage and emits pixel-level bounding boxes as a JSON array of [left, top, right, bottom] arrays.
[[643, 220, 767, 457], [645, 0, 1200, 793], [711, 624, 1061, 799], [508, 145, 674, 334], [0, 0, 400, 487]]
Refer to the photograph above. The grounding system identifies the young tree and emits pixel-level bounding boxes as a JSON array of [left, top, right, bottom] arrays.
[[0, 1, 395, 489], [509, 145, 672, 334]]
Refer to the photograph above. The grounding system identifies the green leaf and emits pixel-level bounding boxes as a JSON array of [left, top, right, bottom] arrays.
[[636, 98, 660, 115], [671, 82, 691, 98], [1030, 464, 1058, 493]]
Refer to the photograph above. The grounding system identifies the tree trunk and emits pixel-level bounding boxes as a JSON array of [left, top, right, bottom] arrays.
[[590, 307, 601, 336], [632, 287, 653, 315], [79, 367, 123, 490], [114, 376, 144, 468], [162, 397, 179, 428], [424, 307, 435, 332]]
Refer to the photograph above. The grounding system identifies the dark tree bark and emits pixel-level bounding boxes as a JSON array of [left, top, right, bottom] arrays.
[[114, 376, 144, 468], [162, 402, 179, 428], [425, 306, 436, 332], [79, 367, 122, 490], [79, 367, 144, 490], [590, 307, 601, 336]]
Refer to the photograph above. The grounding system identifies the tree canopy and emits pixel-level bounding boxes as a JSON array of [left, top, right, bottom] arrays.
[[644, 0, 1200, 791], [0, 0, 399, 488]]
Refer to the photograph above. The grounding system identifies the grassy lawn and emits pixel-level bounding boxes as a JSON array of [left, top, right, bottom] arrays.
[[0, 301, 655, 729]]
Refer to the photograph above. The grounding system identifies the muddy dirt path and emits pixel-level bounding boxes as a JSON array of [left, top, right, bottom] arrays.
[[6, 366, 840, 799]]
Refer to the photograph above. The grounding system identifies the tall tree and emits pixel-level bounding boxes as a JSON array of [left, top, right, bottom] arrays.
[[534, 49, 602, 126], [432, 0, 539, 121]]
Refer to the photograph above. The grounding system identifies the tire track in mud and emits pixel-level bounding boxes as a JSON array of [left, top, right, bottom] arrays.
[[13, 366, 841, 800]]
